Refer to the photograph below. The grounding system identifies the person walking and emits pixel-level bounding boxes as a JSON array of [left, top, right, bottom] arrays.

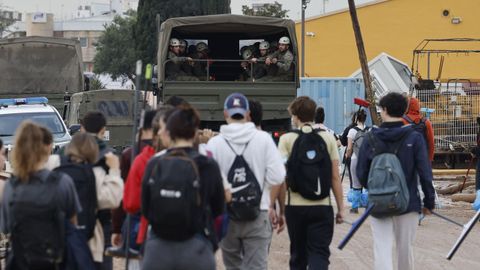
[[278, 96, 344, 270], [207, 93, 285, 270], [356, 92, 435, 270], [141, 106, 225, 270], [345, 109, 369, 213], [0, 121, 81, 270]]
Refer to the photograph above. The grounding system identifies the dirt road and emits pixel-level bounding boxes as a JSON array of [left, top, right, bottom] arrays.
[[115, 180, 480, 270]]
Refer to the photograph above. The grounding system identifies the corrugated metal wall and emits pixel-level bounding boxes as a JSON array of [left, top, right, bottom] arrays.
[[298, 78, 367, 134]]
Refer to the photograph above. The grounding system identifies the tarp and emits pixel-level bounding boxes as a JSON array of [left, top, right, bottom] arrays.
[[0, 36, 84, 94], [157, 14, 299, 84]]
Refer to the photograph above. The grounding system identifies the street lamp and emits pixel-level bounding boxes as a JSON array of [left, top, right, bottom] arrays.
[[301, 0, 310, 77]]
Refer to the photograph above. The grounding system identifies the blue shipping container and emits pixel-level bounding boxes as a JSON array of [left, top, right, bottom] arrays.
[[298, 78, 370, 134]]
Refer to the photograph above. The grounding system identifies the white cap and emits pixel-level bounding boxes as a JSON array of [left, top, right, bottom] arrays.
[[259, 41, 270, 50]]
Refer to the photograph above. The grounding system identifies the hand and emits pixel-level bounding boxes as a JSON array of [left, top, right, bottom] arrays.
[[265, 58, 272, 65], [250, 58, 258, 63], [105, 152, 120, 170], [422, 207, 432, 216], [471, 153, 476, 158], [336, 210, 344, 224], [186, 57, 193, 62], [111, 233, 122, 247], [272, 58, 278, 64], [269, 207, 277, 228], [241, 61, 248, 68]]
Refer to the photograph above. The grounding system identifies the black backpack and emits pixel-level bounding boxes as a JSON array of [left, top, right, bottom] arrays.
[[54, 157, 98, 240], [224, 138, 263, 221], [287, 127, 332, 200], [403, 115, 427, 143], [340, 123, 357, 147], [10, 172, 65, 269], [147, 150, 201, 241]]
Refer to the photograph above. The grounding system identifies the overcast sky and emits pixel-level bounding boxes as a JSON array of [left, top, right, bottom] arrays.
[[1, 0, 375, 21]]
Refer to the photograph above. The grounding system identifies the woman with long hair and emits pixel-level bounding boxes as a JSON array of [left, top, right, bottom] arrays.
[[141, 106, 225, 270], [46, 132, 123, 267], [0, 121, 81, 269]]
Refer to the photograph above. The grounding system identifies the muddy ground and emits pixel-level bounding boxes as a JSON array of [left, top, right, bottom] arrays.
[[113, 177, 480, 269]]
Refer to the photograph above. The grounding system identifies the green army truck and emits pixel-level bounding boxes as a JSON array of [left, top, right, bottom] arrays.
[[157, 14, 299, 134], [0, 36, 84, 115], [64, 89, 155, 152]]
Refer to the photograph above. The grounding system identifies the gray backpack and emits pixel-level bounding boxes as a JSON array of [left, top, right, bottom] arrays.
[[366, 130, 411, 218], [352, 126, 369, 156]]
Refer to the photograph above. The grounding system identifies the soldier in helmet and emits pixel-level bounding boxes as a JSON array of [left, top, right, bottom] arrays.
[[165, 38, 196, 81], [266, 36, 294, 81], [191, 42, 211, 81], [239, 48, 254, 81], [250, 41, 277, 80]]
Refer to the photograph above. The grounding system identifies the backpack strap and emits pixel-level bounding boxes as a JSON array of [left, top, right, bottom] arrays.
[[222, 137, 252, 156]]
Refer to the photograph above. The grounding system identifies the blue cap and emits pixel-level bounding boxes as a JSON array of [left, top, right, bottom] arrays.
[[224, 93, 249, 117]]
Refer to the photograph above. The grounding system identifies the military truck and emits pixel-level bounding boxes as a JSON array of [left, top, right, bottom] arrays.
[[0, 36, 84, 115], [64, 89, 155, 153], [157, 14, 299, 133]]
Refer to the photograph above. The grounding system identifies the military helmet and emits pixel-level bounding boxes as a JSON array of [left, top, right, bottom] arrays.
[[170, 38, 180, 46], [279, 36, 290, 45], [196, 42, 208, 52], [179, 39, 188, 48], [242, 48, 253, 60], [259, 41, 270, 50]]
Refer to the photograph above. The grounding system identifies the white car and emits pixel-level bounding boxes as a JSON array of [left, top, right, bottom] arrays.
[[0, 97, 71, 174]]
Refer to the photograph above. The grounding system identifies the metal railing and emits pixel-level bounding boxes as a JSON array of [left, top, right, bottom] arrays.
[[416, 79, 480, 152], [163, 58, 295, 82]]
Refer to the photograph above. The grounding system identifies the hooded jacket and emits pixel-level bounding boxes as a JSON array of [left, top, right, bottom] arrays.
[[206, 122, 285, 210], [402, 97, 435, 161], [356, 122, 435, 213]]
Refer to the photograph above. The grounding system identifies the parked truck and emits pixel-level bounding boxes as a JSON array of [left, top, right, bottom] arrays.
[[0, 36, 84, 115], [157, 14, 299, 134]]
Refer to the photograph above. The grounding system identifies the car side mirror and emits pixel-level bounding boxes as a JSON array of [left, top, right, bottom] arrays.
[[69, 124, 81, 135]]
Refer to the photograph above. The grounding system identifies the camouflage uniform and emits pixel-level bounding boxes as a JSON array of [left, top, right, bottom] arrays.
[[165, 51, 198, 81], [269, 49, 294, 81]]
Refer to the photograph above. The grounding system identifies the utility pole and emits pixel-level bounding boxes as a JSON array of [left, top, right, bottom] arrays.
[[301, 0, 310, 77], [347, 0, 380, 125]]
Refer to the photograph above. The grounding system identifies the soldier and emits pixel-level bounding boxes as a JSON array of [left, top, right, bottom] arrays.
[[165, 38, 195, 81], [239, 48, 254, 81], [179, 39, 188, 56], [250, 41, 277, 80], [265, 36, 294, 81], [191, 42, 210, 81]]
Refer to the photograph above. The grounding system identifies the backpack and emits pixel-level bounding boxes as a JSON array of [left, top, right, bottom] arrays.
[[286, 127, 332, 200], [224, 138, 263, 221], [352, 126, 370, 156], [403, 115, 427, 143], [10, 172, 65, 269], [54, 157, 98, 240], [147, 149, 201, 241], [340, 123, 356, 147], [366, 130, 412, 218]]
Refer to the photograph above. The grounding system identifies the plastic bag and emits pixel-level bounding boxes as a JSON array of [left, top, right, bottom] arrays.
[[472, 190, 480, 211]]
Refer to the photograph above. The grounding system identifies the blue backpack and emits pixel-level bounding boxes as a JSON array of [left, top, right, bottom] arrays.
[[366, 130, 411, 218]]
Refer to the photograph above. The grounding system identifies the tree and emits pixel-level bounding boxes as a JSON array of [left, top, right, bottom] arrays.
[[242, 1, 289, 18], [135, 0, 231, 66], [94, 11, 137, 80]]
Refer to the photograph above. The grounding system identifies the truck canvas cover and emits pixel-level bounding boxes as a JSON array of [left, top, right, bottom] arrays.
[[0, 36, 84, 94], [157, 14, 299, 87]]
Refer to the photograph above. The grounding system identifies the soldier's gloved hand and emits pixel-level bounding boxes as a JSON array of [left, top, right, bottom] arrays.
[[250, 58, 258, 63], [272, 58, 278, 64], [265, 58, 272, 65]]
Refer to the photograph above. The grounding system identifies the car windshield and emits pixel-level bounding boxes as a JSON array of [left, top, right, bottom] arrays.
[[0, 112, 66, 137]]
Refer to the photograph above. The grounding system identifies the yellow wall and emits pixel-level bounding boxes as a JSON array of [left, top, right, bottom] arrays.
[[297, 0, 480, 79]]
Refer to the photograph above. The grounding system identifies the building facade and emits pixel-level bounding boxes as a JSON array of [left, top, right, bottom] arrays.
[[296, 0, 480, 80]]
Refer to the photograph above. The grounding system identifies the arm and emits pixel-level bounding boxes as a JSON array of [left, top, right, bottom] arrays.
[[276, 52, 293, 72], [414, 134, 436, 211], [123, 157, 144, 213], [346, 137, 354, 158], [331, 159, 344, 223], [356, 138, 373, 187]]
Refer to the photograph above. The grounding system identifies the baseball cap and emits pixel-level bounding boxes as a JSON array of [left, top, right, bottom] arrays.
[[224, 93, 249, 117]]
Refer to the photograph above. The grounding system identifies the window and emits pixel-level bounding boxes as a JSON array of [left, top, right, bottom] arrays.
[[79, 37, 88, 48], [0, 112, 66, 137]]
